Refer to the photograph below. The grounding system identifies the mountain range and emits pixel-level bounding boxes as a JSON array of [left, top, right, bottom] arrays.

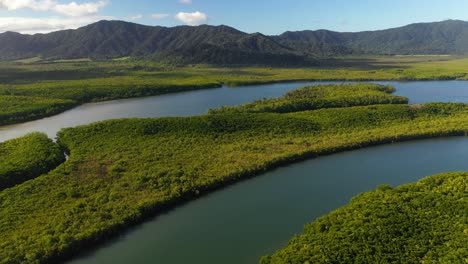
[[1, 19, 468, 65]]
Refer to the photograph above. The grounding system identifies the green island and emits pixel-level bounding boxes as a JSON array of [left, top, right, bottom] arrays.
[[209, 83, 408, 114], [261, 172, 467, 264], [2, 55, 468, 125], [0, 133, 65, 191], [0, 83, 467, 263]]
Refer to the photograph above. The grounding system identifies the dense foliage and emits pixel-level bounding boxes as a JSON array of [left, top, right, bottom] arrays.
[[1, 96, 468, 262], [275, 20, 468, 56], [0, 133, 65, 191], [261, 172, 468, 263], [1, 55, 468, 125], [0, 96, 77, 125], [0, 21, 307, 65], [0, 78, 220, 102], [210, 83, 407, 113], [2, 20, 468, 63]]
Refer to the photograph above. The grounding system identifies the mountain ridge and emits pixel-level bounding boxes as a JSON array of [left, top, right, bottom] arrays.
[[1, 19, 468, 65]]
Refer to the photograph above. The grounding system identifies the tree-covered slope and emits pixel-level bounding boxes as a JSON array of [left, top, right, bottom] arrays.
[[261, 172, 468, 264], [2, 20, 468, 64], [273, 30, 350, 56], [275, 20, 468, 55], [346, 19, 468, 55], [0, 21, 305, 65]]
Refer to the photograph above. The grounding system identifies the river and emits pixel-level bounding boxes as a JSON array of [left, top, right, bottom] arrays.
[[68, 137, 468, 264], [2, 80, 468, 263], [2, 80, 468, 142]]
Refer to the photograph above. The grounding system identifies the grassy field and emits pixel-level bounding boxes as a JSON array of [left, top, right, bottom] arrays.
[[261, 172, 467, 264], [0, 83, 467, 263], [1, 56, 468, 125]]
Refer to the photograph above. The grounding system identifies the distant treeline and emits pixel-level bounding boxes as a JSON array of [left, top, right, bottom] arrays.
[[0, 96, 78, 126], [2, 57, 468, 126]]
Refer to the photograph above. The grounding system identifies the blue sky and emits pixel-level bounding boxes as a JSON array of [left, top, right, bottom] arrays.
[[1, 0, 468, 34]]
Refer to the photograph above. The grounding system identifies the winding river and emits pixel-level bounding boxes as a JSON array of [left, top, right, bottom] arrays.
[[69, 137, 468, 264], [2, 80, 468, 263], [2, 80, 468, 142]]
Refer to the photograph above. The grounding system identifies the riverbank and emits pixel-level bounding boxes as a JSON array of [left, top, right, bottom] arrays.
[[64, 136, 468, 264], [261, 171, 468, 263], [2, 56, 468, 126], [1, 82, 468, 262]]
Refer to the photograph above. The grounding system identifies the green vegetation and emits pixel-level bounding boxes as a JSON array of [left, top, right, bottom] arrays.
[[0, 83, 468, 263], [0, 21, 307, 65], [3, 20, 468, 126], [2, 55, 468, 125], [0, 133, 65, 191], [260, 172, 468, 264], [3, 20, 468, 63], [210, 83, 407, 114], [1, 20, 468, 262], [275, 20, 468, 56], [0, 96, 77, 126], [0, 77, 220, 102]]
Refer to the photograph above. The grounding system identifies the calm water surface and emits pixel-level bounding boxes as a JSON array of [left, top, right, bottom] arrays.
[[2, 80, 468, 142], [68, 137, 468, 264], [1, 80, 468, 263]]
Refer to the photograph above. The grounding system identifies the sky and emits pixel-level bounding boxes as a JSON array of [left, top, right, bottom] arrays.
[[1, 0, 468, 34]]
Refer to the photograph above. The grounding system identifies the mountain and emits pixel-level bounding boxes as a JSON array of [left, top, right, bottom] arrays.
[[275, 20, 468, 56], [273, 30, 351, 56], [0, 20, 306, 65], [1, 19, 468, 64]]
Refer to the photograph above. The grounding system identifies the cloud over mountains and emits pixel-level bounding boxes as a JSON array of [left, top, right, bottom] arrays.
[[0, 0, 108, 16], [0, 0, 209, 34], [175, 11, 207, 25]]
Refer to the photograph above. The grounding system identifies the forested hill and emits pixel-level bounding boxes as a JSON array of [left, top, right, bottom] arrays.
[[1, 19, 468, 64], [0, 20, 305, 65], [274, 20, 468, 56]]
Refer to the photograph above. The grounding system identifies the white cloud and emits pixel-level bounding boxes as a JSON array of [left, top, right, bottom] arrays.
[[179, 0, 192, 4], [54, 1, 107, 17], [0, 15, 113, 34], [0, 0, 55, 11], [151, 13, 169, 19], [175, 11, 207, 26], [0, 0, 108, 17], [127, 14, 143, 21], [0, 0, 110, 33]]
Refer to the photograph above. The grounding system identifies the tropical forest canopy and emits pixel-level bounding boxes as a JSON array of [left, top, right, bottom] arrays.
[[0, 83, 467, 263]]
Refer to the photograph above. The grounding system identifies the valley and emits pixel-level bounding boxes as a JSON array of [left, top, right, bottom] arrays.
[[0, 11, 467, 264]]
